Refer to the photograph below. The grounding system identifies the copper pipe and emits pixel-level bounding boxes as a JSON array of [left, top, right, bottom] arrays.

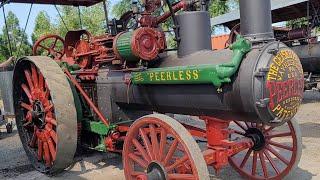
[[156, 1, 186, 24], [64, 69, 110, 126]]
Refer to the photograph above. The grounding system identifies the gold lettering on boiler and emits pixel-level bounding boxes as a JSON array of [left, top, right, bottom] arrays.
[[266, 49, 304, 120], [147, 70, 200, 82]]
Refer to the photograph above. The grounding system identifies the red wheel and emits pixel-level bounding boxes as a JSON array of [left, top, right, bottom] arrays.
[[13, 57, 77, 174], [123, 114, 209, 180], [229, 118, 302, 180], [33, 34, 65, 60]]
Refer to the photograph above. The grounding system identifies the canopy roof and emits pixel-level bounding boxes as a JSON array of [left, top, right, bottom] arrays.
[[0, 0, 103, 6], [211, 0, 320, 29]]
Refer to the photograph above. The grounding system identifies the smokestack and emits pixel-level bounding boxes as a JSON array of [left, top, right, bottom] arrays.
[[240, 0, 274, 42]]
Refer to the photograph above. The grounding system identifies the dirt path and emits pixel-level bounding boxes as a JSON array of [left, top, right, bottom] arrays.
[[0, 91, 319, 180]]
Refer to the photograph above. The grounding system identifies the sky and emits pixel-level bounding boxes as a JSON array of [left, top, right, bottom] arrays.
[[0, 1, 118, 42]]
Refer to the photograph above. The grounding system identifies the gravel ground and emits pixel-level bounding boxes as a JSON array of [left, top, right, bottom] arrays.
[[0, 91, 319, 180]]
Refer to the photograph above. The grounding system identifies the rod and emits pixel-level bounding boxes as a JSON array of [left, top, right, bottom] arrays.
[[17, 3, 33, 57], [54, 5, 69, 31], [2, 5, 12, 56], [64, 69, 110, 126], [103, 0, 109, 33], [78, 6, 83, 29]]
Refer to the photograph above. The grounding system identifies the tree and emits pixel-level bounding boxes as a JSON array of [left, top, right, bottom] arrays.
[[81, 3, 108, 35], [0, 11, 32, 62], [111, 0, 131, 19], [32, 11, 56, 44]]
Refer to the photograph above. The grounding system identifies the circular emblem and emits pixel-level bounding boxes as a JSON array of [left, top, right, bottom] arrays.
[[266, 49, 304, 121]]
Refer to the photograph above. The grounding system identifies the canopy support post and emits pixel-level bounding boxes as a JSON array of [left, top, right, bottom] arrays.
[[103, 0, 109, 33], [2, 4, 13, 57]]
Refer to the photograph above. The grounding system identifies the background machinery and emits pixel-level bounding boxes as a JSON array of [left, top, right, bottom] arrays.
[[0, 0, 305, 179]]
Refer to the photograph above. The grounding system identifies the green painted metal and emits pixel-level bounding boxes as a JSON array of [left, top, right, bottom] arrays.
[[131, 35, 251, 87], [116, 31, 139, 61], [82, 121, 116, 135]]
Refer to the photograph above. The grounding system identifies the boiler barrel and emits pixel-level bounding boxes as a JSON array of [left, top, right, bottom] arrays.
[[291, 43, 320, 73], [106, 41, 304, 126]]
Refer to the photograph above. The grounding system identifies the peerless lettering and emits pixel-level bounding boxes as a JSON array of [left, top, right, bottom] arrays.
[[267, 78, 304, 109]]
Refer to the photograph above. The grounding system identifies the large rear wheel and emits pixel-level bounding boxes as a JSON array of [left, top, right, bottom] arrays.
[[13, 56, 78, 174]]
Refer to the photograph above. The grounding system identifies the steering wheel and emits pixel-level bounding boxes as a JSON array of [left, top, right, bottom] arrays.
[[33, 34, 65, 60]]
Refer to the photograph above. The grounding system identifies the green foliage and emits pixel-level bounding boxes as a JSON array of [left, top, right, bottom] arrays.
[[81, 3, 108, 35], [112, 0, 132, 19], [32, 11, 56, 43], [209, 0, 229, 17], [286, 17, 308, 29], [0, 11, 32, 62]]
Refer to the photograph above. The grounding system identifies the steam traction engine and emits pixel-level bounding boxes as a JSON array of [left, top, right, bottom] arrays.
[[13, 0, 304, 179]]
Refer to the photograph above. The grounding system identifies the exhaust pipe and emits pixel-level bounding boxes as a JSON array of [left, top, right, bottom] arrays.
[[240, 0, 274, 42]]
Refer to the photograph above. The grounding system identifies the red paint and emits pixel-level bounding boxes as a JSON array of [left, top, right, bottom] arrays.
[[266, 78, 304, 109]]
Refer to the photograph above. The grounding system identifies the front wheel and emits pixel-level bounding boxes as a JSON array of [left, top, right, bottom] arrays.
[[123, 113, 210, 180], [229, 118, 302, 180]]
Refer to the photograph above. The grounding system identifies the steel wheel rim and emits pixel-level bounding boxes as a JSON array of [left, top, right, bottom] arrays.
[[123, 114, 209, 180], [229, 120, 301, 180], [13, 57, 78, 174]]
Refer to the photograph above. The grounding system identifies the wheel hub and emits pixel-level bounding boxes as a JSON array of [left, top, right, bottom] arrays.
[[245, 128, 266, 151], [144, 161, 167, 180], [32, 100, 46, 129]]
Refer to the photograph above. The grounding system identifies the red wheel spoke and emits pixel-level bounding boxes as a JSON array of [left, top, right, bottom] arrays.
[[264, 150, 280, 175], [37, 139, 43, 161], [234, 121, 247, 131], [47, 129, 57, 144], [166, 155, 188, 172], [38, 73, 44, 92], [139, 128, 154, 160], [264, 126, 274, 133], [46, 117, 57, 126], [24, 70, 34, 91], [268, 132, 292, 139], [259, 152, 269, 178], [45, 90, 50, 99], [51, 38, 58, 48], [128, 153, 148, 169], [159, 128, 167, 161], [20, 102, 32, 111], [21, 84, 33, 103], [47, 138, 56, 161], [266, 145, 290, 165], [29, 129, 37, 148], [132, 139, 151, 163], [252, 151, 257, 176], [131, 171, 146, 177], [39, 44, 50, 52], [45, 104, 53, 113], [268, 140, 293, 151], [149, 124, 160, 161], [43, 142, 51, 167], [31, 65, 39, 89], [163, 138, 178, 166], [167, 174, 195, 180], [240, 149, 252, 168]]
